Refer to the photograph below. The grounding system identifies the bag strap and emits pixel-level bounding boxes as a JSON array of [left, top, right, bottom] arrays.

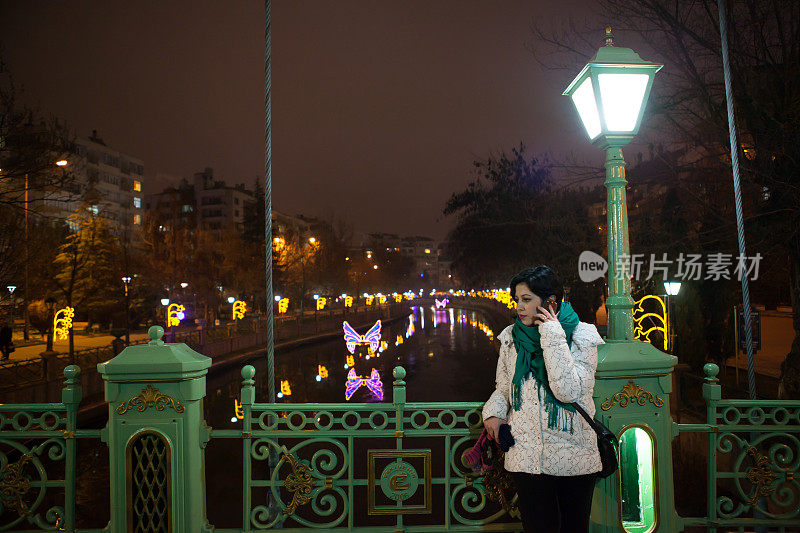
[[571, 402, 603, 437]]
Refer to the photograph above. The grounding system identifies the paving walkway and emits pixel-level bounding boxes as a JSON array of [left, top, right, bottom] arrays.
[[4, 331, 152, 363]]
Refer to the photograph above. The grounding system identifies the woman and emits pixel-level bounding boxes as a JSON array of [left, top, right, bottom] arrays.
[[483, 265, 604, 533]]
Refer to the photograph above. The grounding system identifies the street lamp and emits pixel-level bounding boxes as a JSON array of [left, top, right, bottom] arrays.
[[664, 281, 681, 353], [563, 26, 662, 340], [121, 276, 132, 345], [227, 296, 236, 304], [664, 282, 681, 296], [6, 286, 16, 335], [563, 27, 681, 533]]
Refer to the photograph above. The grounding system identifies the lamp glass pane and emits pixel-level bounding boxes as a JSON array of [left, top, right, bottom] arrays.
[[570, 77, 601, 139], [598, 73, 650, 132]]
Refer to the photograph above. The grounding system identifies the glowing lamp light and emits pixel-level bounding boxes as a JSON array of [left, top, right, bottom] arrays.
[[664, 282, 682, 296], [53, 306, 75, 341], [7, 285, 16, 294], [180, 282, 189, 289], [161, 298, 170, 306], [176, 311, 185, 320], [55, 160, 68, 166], [562, 27, 662, 148], [280, 380, 292, 396], [227, 296, 236, 304], [274, 295, 282, 302]]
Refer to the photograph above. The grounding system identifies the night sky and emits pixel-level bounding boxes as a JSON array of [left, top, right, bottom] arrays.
[[1, 0, 600, 240]]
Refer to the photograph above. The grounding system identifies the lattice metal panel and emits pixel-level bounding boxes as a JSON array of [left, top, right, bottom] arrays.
[[128, 432, 171, 532]]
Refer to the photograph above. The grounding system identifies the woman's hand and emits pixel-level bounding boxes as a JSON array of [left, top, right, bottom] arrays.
[[533, 303, 558, 326], [483, 416, 506, 441]]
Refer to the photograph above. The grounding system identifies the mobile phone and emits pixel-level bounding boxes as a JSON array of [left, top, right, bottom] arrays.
[[545, 295, 559, 314]]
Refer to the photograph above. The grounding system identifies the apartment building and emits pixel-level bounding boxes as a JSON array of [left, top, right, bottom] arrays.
[[145, 167, 254, 233], [35, 130, 145, 239]]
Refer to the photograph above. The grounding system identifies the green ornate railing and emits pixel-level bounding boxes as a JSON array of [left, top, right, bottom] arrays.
[[2, 363, 800, 531], [676, 363, 800, 532], [209, 365, 520, 532], [0, 366, 103, 532]]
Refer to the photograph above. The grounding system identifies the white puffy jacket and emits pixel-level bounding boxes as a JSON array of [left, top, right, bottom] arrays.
[[482, 320, 604, 476]]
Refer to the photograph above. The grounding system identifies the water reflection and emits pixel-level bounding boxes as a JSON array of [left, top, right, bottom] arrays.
[[205, 305, 503, 427]]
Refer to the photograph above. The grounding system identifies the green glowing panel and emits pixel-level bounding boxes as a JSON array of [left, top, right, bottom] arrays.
[[620, 427, 656, 533]]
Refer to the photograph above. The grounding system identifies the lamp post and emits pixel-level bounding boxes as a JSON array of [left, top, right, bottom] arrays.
[[664, 281, 681, 354], [45, 297, 56, 353], [563, 26, 662, 341], [7, 286, 16, 336], [121, 276, 131, 345], [161, 298, 170, 334], [563, 28, 678, 533]]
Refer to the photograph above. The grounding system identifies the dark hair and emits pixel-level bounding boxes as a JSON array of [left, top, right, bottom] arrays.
[[510, 265, 563, 312]]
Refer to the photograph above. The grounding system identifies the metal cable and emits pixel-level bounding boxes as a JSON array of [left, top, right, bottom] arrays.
[[718, 0, 756, 399], [264, 0, 275, 403]]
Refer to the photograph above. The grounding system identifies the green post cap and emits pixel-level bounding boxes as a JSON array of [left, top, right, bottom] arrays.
[[148, 325, 165, 344], [393, 366, 406, 381], [97, 324, 211, 381]]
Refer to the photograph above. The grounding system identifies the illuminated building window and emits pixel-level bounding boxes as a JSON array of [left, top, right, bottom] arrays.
[[182, 204, 193, 213], [133, 197, 141, 208], [133, 180, 141, 192], [133, 214, 141, 225], [425, 249, 431, 254]]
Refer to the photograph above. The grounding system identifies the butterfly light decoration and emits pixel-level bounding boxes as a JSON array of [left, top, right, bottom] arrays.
[[345, 368, 384, 401], [434, 298, 449, 309], [342, 320, 381, 354]]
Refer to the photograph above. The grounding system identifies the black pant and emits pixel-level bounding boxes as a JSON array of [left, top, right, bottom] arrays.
[[512, 472, 597, 533]]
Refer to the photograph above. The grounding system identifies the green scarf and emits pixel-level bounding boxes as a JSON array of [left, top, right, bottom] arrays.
[[511, 302, 580, 433]]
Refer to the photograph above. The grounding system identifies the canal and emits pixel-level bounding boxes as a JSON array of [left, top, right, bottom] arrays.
[[75, 304, 506, 529]]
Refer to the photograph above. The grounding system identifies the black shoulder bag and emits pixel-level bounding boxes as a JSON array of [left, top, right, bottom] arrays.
[[572, 402, 619, 478]]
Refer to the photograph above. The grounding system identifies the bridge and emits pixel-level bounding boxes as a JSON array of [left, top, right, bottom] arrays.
[[1, 321, 798, 532]]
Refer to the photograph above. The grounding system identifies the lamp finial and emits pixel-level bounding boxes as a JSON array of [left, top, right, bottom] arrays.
[[604, 26, 614, 47]]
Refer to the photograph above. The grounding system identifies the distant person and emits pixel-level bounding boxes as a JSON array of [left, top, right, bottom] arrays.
[[482, 265, 605, 533], [0, 318, 13, 360]]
